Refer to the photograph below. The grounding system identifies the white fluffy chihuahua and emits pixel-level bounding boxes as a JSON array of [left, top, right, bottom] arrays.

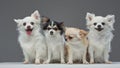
[[14, 10, 47, 64], [86, 12, 115, 64]]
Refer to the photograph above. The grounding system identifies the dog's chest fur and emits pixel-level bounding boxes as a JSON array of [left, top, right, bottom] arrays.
[[68, 41, 85, 60], [88, 31, 113, 59], [46, 34, 64, 60], [19, 34, 42, 59]]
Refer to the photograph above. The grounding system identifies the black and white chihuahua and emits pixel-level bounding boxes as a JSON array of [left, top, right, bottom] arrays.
[[42, 17, 65, 64]]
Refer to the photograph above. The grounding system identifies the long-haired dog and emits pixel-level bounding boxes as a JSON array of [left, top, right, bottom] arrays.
[[86, 12, 115, 64], [14, 10, 47, 64], [65, 27, 89, 64], [42, 17, 65, 64]]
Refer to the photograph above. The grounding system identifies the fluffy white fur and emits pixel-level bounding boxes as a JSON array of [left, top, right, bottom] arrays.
[[43, 28, 65, 64], [14, 10, 47, 64], [86, 12, 115, 64], [65, 27, 89, 64]]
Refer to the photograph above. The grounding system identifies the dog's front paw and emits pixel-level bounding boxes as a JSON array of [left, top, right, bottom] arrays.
[[90, 60, 94, 64], [35, 59, 41, 64], [105, 61, 112, 64], [67, 61, 73, 64], [61, 60, 65, 64], [23, 60, 29, 64], [83, 61, 89, 64]]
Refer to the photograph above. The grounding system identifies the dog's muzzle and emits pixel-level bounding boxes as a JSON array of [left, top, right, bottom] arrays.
[[95, 25, 104, 31], [26, 26, 33, 35], [50, 31, 53, 35], [95, 28, 103, 31]]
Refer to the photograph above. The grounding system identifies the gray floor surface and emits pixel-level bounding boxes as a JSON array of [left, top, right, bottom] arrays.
[[0, 62, 120, 68]]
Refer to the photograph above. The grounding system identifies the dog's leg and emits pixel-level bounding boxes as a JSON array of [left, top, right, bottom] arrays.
[[60, 45, 65, 64], [104, 51, 111, 64], [23, 50, 29, 64], [35, 51, 41, 64], [67, 45, 73, 64], [88, 46, 94, 64], [82, 46, 89, 64], [43, 47, 51, 64], [104, 44, 112, 64], [35, 42, 42, 64]]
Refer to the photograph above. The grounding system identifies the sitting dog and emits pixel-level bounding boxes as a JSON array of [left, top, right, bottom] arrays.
[[86, 12, 115, 64], [42, 18, 65, 64], [14, 10, 47, 64], [65, 27, 89, 64]]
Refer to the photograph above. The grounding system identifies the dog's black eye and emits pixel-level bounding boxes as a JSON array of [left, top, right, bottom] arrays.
[[23, 22, 26, 26], [93, 23, 97, 25], [53, 27, 58, 31], [69, 36, 73, 39], [31, 22, 34, 25], [102, 22, 105, 25], [47, 27, 51, 30]]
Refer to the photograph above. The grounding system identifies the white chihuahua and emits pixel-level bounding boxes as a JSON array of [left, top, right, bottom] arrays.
[[86, 12, 115, 64], [14, 10, 47, 64]]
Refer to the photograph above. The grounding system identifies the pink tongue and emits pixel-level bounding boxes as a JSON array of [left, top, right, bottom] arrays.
[[26, 31, 32, 35]]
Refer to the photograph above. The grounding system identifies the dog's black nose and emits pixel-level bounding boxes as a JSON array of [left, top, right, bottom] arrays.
[[97, 25, 101, 28], [65, 38, 67, 41], [27, 26, 31, 29], [50, 31, 53, 35]]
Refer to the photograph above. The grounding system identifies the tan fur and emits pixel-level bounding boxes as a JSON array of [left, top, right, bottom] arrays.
[[79, 30, 88, 46], [65, 27, 89, 64], [64, 44, 69, 62], [65, 27, 80, 35], [65, 27, 88, 46]]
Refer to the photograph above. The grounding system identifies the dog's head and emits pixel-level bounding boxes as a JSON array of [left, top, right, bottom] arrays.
[[65, 34, 77, 42], [14, 10, 41, 36], [86, 12, 115, 32], [65, 27, 88, 43], [43, 20, 65, 36]]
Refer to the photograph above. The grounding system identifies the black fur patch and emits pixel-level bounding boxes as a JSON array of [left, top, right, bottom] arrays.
[[42, 20, 65, 35]]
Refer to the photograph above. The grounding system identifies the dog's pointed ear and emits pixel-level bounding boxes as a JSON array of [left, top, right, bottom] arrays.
[[41, 16, 50, 23], [80, 29, 88, 37], [105, 15, 115, 30], [86, 12, 95, 22], [31, 10, 40, 20], [14, 19, 22, 24], [106, 15, 115, 23], [59, 22, 65, 34], [59, 22, 65, 28], [59, 22, 64, 26]]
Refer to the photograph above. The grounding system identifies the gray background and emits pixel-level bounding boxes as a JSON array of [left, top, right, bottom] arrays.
[[0, 0, 119, 62]]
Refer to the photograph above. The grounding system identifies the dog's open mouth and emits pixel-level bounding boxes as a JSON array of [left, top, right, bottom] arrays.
[[95, 28, 104, 31], [26, 28, 33, 35]]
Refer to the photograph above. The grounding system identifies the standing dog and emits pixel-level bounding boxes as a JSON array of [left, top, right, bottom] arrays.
[[42, 19, 65, 64], [14, 10, 47, 64], [86, 12, 115, 64], [65, 27, 89, 64]]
